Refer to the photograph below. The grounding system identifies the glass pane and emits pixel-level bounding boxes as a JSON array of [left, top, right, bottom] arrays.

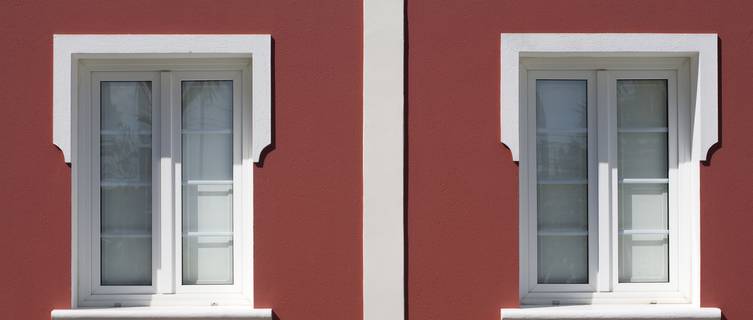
[[536, 133, 588, 181], [619, 184, 668, 231], [537, 184, 588, 231], [100, 82, 152, 131], [99, 81, 152, 286], [182, 81, 233, 130], [535, 79, 589, 285], [100, 134, 152, 182], [182, 80, 234, 285], [182, 236, 234, 285], [617, 79, 669, 283], [183, 184, 233, 233], [182, 134, 233, 181], [618, 133, 668, 179], [101, 237, 152, 285], [536, 80, 588, 129], [101, 186, 151, 233], [617, 80, 668, 129], [619, 234, 669, 283], [538, 235, 588, 284]]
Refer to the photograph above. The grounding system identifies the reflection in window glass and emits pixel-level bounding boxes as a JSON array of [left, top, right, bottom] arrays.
[[100, 81, 153, 286], [535, 80, 589, 284]]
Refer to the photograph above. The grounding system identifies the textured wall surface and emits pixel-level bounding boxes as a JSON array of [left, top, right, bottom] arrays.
[[3, 0, 753, 319], [0, 1, 362, 319], [407, 1, 753, 319]]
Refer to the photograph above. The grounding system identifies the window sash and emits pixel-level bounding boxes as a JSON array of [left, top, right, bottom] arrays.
[[526, 71, 598, 293], [172, 71, 243, 294], [606, 70, 679, 293], [525, 69, 680, 296], [91, 71, 161, 295]]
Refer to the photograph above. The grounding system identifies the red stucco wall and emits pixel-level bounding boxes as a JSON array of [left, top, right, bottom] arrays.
[[407, 1, 753, 320], [4, 0, 753, 320], [0, 1, 362, 320]]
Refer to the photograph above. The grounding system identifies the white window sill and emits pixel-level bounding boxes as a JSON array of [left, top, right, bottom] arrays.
[[51, 307, 273, 320], [501, 305, 721, 320]]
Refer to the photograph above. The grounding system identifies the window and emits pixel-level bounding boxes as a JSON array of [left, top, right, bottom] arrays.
[[74, 60, 254, 307], [500, 34, 720, 311], [519, 59, 693, 304]]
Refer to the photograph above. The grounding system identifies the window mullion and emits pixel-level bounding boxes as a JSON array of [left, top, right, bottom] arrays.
[[607, 71, 620, 291], [157, 71, 175, 294], [595, 70, 613, 292]]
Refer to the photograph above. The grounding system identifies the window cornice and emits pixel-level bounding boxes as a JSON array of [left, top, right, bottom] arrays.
[[52, 34, 272, 164], [500, 33, 718, 162]]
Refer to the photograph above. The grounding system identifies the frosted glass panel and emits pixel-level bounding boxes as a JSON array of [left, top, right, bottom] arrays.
[[536, 133, 588, 181], [618, 80, 668, 128], [536, 80, 588, 129], [101, 237, 152, 285], [101, 186, 151, 232], [619, 184, 668, 230], [99, 81, 152, 286], [618, 133, 668, 179], [535, 79, 589, 284], [181, 80, 234, 285], [537, 184, 588, 231], [619, 234, 669, 283], [617, 79, 669, 283], [182, 236, 234, 285], [183, 184, 233, 233], [538, 235, 588, 284]]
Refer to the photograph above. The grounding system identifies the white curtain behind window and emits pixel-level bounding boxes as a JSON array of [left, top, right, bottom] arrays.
[[181, 80, 234, 285]]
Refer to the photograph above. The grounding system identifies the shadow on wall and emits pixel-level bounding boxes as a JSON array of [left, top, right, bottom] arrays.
[[702, 36, 723, 167], [256, 37, 277, 168]]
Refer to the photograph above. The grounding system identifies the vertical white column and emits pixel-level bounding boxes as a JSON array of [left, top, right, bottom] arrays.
[[363, 0, 404, 319]]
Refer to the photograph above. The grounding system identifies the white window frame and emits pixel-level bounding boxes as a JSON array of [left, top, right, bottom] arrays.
[[75, 59, 254, 307], [524, 71, 598, 294], [172, 70, 244, 295], [89, 71, 162, 297], [501, 34, 719, 307], [52, 35, 271, 310], [520, 59, 691, 305]]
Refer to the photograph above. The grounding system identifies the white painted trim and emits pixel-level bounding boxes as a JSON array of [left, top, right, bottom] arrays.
[[53, 34, 272, 163], [501, 305, 720, 320], [51, 307, 273, 320], [363, 0, 404, 319], [518, 61, 698, 305], [74, 64, 255, 308], [500, 33, 718, 162]]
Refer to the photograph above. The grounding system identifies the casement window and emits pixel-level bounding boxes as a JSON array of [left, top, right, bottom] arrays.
[[74, 60, 254, 307], [518, 58, 694, 305]]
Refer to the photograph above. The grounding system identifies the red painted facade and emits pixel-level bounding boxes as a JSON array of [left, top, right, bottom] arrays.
[[408, 1, 753, 320], [2, 0, 753, 319], [0, 1, 362, 320]]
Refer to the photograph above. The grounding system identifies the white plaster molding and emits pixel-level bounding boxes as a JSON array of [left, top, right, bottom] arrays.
[[501, 33, 718, 161], [51, 307, 273, 320], [52, 34, 272, 163], [501, 305, 721, 320], [363, 0, 405, 320]]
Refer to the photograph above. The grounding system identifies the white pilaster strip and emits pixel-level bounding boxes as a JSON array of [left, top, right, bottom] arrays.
[[363, 0, 404, 319]]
